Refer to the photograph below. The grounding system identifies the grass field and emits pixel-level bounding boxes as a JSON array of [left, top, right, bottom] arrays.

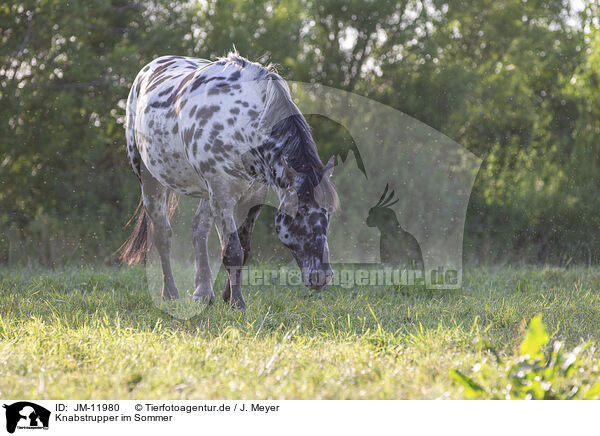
[[0, 265, 599, 399]]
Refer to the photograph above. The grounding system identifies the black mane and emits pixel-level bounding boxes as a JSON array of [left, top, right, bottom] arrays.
[[224, 52, 337, 208], [271, 113, 326, 200]]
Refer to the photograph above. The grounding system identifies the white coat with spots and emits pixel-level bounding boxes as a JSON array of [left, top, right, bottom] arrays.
[[119, 53, 339, 310]]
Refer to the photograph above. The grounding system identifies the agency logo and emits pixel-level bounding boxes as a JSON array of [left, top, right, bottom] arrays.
[[2, 402, 50, 434]]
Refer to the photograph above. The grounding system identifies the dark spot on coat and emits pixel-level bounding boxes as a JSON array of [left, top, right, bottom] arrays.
[[148, 63, 174, 88], [156, 57, 175, 64], [234, 131, 245, 143], [199, 161, 211, 173], [190, 75, 225, 92], [183, 125, 195, 145], [177, 98, 188, 111], [158, 86, 174, 97], [208, 82, 231, 95], [196, 105, 220, 125], [212, 138, 224, 153]]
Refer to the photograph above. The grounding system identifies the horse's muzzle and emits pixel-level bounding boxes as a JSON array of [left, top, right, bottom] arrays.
[[304, 266, 333, 290]]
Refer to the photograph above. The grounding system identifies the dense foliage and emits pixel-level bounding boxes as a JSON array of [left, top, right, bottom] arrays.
[[1, 0, 599, 265]]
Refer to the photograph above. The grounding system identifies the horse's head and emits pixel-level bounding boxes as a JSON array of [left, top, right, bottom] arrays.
[[276, 156, 338, 290]]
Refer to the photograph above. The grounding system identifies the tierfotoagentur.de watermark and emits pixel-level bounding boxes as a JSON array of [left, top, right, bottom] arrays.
[[235, 266, 459, 288]]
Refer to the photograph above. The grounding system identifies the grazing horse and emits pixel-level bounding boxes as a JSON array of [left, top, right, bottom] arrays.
[[118, 53, 338, 311]]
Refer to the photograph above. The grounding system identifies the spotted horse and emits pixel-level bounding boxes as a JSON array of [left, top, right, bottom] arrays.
[[118, 53, 339, 311]]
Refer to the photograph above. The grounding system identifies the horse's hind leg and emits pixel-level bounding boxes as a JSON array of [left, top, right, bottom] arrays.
[[141, 171, 179, 300], [191, 198, 215, 304]]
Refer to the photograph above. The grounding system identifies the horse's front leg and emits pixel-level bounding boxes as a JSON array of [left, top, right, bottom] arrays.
[[222, 204, 263, 303], [191, 198, 214, 304], [222, 229, 245, 310], [211, 192, 246, 311]]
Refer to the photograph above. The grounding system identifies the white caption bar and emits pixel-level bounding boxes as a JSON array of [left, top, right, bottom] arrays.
[[0, 400, 596, 435]]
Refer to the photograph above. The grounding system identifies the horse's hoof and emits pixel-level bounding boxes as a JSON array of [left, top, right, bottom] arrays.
[[162, 290, 180, 300], [230, 297, 246, 312], [193, 287, 214, 305], [192, 293, 214, 305], [162, 282, 180, 300], [222, 288, 231, 303]]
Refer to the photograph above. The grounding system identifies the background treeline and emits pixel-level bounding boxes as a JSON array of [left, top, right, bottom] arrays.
[[1, 0, 599, 266]]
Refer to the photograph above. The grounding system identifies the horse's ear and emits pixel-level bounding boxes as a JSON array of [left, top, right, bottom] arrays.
[[280, 191, 299, 216], [282, 156, 299, 182], [324, 156, 335, 178], [315, 156, 339, 211]]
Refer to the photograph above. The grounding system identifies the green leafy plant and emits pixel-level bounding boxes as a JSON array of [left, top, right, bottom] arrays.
[[450, 316, 600, 399]]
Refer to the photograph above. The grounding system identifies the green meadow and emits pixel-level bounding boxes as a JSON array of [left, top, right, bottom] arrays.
[[0, 265, 599, 399]]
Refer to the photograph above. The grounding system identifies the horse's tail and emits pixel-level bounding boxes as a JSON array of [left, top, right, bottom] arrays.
[[117, 195, 151, 265], [116, 191, 179, 265]]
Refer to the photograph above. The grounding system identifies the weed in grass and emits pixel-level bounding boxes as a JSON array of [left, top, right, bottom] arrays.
[[450, 315, 600, 399]]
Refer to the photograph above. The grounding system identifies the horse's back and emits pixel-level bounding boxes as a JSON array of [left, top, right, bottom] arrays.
[[126, 54, 270, 197]]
